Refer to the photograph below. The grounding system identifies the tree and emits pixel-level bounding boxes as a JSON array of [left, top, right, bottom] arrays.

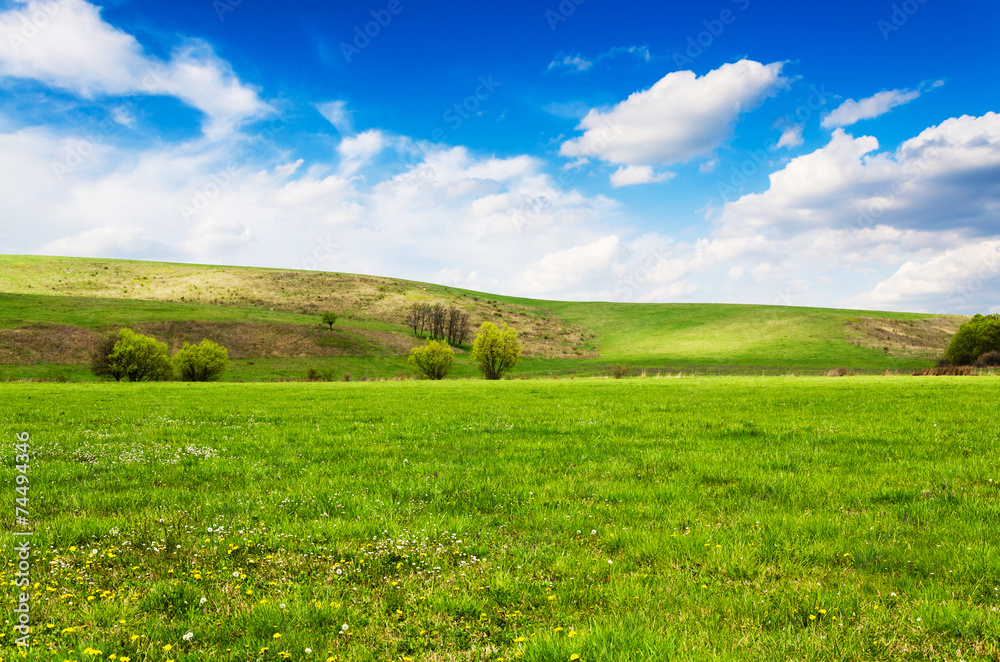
[[173, 339, 230, 382], [94, 329, 171, 382], [945, 314, 1000, 365], [321, 311, 338, 330], [408, 339, 454, 380], [471, 322, 522, 380], [90, 328, 127, 381]]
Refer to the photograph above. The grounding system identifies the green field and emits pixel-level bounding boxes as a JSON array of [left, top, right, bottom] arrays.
[[2, 377, 999, 660]]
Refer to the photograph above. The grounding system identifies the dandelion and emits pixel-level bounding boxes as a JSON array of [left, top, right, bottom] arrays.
[[162, 645, 172, 652], [514, 636, 525, 643], [570, 655, 581, 661], [183, 632, 193, 641], [200, 597, 207, 604], [273, 633, 282, 639], [305, 649, 312, 654], [341, 624, 349, 632], [591, 530, 597, 535]]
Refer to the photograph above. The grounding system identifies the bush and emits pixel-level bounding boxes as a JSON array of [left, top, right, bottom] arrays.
[[90, 328, 125, 381], [321, 311, 338, 330], [305, 367, 337, 382], [611, 364, 632, 379], [975, 350, 1000, 367], [94, 329, 171, 382], [471, 322, 522, 380], [408, 339, 454, 380], [945, 314, 1000, 365], [173, 340, 229, 382]]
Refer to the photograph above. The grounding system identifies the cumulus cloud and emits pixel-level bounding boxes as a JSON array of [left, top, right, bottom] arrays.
[[775, 123, 804, 149], [852, 240, 1000, 312], [560, 59, 786, 167], [0, 0, 270, 138], [519, 236, 620, 295], [609, 165, 673, 187], [821, 81, 943, 129]]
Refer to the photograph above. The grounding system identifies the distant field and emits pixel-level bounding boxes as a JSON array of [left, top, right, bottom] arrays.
[[0, 255, 969, 378], [1, 377, 998, 660]]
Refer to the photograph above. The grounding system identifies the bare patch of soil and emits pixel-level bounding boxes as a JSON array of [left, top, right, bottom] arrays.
[[844, 316, 966, 359]]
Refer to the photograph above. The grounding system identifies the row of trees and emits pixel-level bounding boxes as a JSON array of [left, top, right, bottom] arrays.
[[405, 303, 471, 347], [91, 329, 229, 382], [409, 322, 521, 380], [945, 314, 1000, 366]]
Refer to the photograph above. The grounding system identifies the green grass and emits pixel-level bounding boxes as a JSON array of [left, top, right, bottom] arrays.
[[2, 376, 999, 660]]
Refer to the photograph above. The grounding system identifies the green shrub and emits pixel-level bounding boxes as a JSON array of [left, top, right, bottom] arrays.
[[611, 364, 632, 379], [471, 322, 521, 380], [945, 314, 1000, 365], [90, 327, 126, 381], [321, 311, 338, 330], [173, 339, 229, 382], [408, 339, 455, 380], [97, 329, 171, 382]]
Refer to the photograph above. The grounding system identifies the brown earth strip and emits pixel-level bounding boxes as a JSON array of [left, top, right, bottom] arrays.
[[843, 316, 966, 359], [0, 321, 425, 364]]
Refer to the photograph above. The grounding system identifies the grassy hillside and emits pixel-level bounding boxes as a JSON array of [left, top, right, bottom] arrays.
[[0, 255, 967, 379]]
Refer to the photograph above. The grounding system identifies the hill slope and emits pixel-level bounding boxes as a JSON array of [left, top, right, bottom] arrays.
[[0, 255, 966, 379]]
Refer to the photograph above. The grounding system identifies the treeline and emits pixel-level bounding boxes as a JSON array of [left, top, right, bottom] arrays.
[[405, 303, 471, 347]]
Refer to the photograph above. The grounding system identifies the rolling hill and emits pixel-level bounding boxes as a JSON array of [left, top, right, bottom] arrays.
[[0, 255, 966, 380]]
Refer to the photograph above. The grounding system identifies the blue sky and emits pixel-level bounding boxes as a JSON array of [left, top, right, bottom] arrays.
[[1, 0, 999, 313]]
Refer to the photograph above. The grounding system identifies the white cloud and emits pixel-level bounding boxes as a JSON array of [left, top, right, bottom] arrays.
[[547, 55, 592, 72], [519, 236, 620, 294], [609, 165, 673, 187], [0, 0, 270, 138], [547, 46, 651, 74], [37, 226, 166, 258], [560, 59, 786, 167], [315, 100, 354, 134], [821, 82, 942, 129], [775, 123, 804, 149], [852, 240, 1000, 312]]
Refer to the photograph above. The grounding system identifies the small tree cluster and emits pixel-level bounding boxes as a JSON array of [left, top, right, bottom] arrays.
[[408, 339, 454, 380], [471, 322, 522, 380], [91, 329, 171, 382], [405, 303, 471, 347], [173, 340, 229, 382], [321, 311, 338, 330], [91, 330, 229, 382], [945, 314, 1000, 365]]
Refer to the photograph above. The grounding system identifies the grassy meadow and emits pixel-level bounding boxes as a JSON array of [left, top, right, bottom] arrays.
[[2, 376, 999, 661]]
